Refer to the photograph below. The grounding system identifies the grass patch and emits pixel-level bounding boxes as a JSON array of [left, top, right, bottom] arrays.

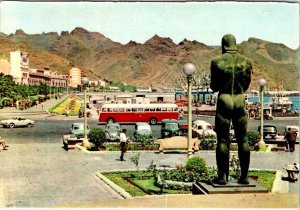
[[248, 170, 276, 190], [258, 146, 269, 152], [100, 169, 276, 197]]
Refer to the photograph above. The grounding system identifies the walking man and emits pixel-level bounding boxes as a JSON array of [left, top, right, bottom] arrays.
[[120, 129, 128, 161], [210, 34, 252, 185]]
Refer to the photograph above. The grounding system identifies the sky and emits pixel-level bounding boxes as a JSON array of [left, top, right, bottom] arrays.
[[0, 1, 299, 49]]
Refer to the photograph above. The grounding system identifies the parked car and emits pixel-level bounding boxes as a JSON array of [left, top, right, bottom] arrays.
[[257, 125, 277, 139], [105, 123, 121, 141], [192, 120, 216, 138], [0, 116, 35, 128], [133, 122, 153, 140], [70, 122, 90, 137], [161, 119, 182, 138]]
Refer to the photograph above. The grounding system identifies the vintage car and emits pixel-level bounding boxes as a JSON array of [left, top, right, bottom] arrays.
[[105, 123, 121, 141], [133, 122, 153, 141], [70, 122, 90, 137], [0, 116, 35, 128], [257, 125, 277, 140], [192, 120, 216, 138], [161, 119, 182, 138]]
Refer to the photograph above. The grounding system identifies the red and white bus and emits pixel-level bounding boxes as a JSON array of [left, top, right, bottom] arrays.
[[98, 103, 179, 124]]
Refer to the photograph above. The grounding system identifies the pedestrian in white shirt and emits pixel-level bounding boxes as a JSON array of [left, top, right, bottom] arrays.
[[120, 129, 128, 161]]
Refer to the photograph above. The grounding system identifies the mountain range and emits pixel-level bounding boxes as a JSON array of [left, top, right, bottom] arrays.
[[1, 27, 299, 90]]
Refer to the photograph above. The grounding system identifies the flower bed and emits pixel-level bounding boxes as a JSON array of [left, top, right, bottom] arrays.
[[98, 169, 276, 197], [50, 95, 82, 116]]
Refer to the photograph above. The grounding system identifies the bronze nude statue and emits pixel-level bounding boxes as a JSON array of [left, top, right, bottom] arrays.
[[210, 34, 252, 185]]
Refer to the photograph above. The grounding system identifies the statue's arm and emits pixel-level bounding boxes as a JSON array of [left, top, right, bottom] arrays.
[[210, 60, 219, 92], [242, 61, 252, 91]]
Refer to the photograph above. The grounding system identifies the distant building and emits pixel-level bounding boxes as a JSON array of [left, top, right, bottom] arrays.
[[68, 67, 81, 88], [137, 87, 152, 93], [10, 51, 30, 84], [28, 68, 67, 87]]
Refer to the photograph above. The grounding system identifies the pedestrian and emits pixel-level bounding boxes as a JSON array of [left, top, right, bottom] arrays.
[[179, 109, 184, 120], [41, 102, 44, 110], [285, 128, 297, 152], [196, 106, 200, 116], [120, 129, 128, 161], [282, 107, 287, 117], [0, 136, 8, 150]]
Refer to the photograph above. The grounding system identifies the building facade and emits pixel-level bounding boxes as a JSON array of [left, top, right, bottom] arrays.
[[10, 51, 30, 84], [28, 68, 67, 87], [68, 67, 81, 88]]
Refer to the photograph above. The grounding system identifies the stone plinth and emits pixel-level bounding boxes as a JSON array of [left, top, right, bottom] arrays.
[[193, 180, 269, 194]]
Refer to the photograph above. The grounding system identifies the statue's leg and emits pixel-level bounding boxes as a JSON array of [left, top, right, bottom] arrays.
[[214, 95, 232, 185], [233, 95, 250, 184]]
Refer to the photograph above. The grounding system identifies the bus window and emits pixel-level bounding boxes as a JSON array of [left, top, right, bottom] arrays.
[[150, 108, 155, 111], [161, 108, 167, 111], [102, 108, 107, 112], [144, 108, 150, 112], [132, 108, 137, 112], [126, 108, 131, 112], [137, 108, 143, 112], [156, 108, 161, 111], [119, 108, 125, 112], [174, 107, 178, 111], [113, 108, 119, 112]]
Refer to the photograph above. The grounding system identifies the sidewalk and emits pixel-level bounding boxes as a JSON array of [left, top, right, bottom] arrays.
[[64, 193, 299, 208]]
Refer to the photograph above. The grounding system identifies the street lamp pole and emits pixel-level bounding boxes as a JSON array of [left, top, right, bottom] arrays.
[[81, 76, 91, 149], [257, 78, 267, 149], [183, 63, 196, 159]]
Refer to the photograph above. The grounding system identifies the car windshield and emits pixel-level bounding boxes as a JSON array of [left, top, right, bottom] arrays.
[[165, 123, 179, 130], [138, 129, 151, 135], [73, 124, 89, 130], [137, 125, 150, 131], [264, 127, 276, 132], [106, 125, 120, 131], [198, 125, 212, 130]]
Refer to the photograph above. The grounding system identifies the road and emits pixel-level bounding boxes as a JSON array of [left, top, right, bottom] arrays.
[[1, 115, 298, 144]]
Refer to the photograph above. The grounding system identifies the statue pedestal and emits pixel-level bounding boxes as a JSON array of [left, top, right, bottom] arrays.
[[193, 180, 269, 195]]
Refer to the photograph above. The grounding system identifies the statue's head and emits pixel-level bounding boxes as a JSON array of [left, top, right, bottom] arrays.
[[221, 34, 237, 54]]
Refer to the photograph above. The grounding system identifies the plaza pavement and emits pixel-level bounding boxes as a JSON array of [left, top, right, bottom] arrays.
[[0, 96, 299, 208]]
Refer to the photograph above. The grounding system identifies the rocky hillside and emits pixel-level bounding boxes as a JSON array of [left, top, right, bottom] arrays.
[[4, 28, 300, 90]]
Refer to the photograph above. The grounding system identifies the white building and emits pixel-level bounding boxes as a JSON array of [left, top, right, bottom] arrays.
[[10, 51, 30, 84]]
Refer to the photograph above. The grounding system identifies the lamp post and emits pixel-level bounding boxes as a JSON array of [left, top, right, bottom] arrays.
[[81, 76, 91, 149], [183, 63, 196, 159], [258, 78, 267, 149]]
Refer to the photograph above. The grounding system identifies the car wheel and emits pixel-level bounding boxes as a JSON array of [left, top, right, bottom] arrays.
[[27, 123, 33, 127], [9, 123, 15, 128], [107, 118, 114, 124], [149, 117, 157, 125]]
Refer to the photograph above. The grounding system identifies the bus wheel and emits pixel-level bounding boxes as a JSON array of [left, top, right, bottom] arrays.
[[107, 118, 115, 124], [149, 118, 157, 125]]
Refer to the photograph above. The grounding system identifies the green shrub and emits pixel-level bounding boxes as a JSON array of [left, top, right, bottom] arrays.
[[200, 135, 216, 150], [246, 131, 259, 149], [88, 127, 106, 148], [134, 134, 154, 147], [185, 156, 207, 174]]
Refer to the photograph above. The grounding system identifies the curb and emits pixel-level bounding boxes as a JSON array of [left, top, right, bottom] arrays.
[[95, 172, 132, 199], [271, 170, 284, 193]]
